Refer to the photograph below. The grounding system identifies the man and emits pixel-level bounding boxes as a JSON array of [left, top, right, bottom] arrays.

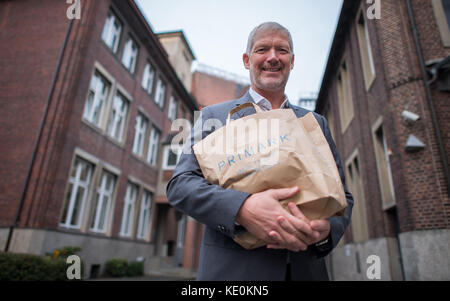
[[167, 22, 353, 281]]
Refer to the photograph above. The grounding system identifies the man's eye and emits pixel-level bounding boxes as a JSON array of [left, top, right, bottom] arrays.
[[255, 48, 266, 53]]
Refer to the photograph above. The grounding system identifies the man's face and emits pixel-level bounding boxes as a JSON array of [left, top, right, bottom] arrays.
[[243, 29, 294, 93]]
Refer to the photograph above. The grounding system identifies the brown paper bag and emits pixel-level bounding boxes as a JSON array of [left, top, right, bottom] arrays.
[[193, 103, 346, 249]]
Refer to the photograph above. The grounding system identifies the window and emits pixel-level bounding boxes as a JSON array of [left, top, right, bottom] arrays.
[[154, 78, 166, 109], [83, 71, 111, 127], [372, 119, 396, 210], [121, 37, 139, 73], [147, 126, 160, 166], [336, 61, 354, 133], [137, 190, 153, 240], [345, 151, 369, 243], [176, 214, 187, 248], [168, 96, 178, 121], [356, 11, 376, 89], [60, 157, 94, 229], [163, 145, 181, 170], [120, 182, 138, 237], [132, 113, 148, 157], [107, 92, 129, 142], [90, 170, 117, 233], [444, 0, 450, 25], [101, 11, 122, 53], [141, 62, 155, 94], [432, 0, 450, 47]]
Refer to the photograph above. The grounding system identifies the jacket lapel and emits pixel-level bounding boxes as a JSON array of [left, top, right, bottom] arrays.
[[231, 91, 308, 120], [229, 91, 256, 120]]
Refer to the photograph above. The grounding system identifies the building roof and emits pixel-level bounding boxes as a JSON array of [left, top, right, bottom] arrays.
[[156, 30, 197, 60], [193, 62, 250, 86]]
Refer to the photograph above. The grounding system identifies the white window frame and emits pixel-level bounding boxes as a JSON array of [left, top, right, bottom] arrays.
[[356, 10, 376, 89], [168, 96, 178, 121], [162, 145, 182, 170], [137, 190, 153, 240], [83, 71, 110, 127], [154, 78, 166, 109], [363, 18, 376, 77], [121, 37, 139, 73], [90, 170, 116, 233], [141, 62, 155, 94], [60, 157, 94, 229], [146, 126, 160, 166], [101, 11, 122, 53], [345, 150, 369, 243], [119, 182, 138, 237], [336, 61, 354, 133], [132, 113, 148, 157], [107, 92, 129, 143], [372, 117, 396, 210]]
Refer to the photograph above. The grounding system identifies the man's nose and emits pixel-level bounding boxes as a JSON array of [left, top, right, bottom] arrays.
[[266, 48, 279, 63]]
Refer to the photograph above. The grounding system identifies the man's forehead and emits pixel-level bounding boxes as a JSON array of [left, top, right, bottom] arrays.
[[252, 30, 291, 47]]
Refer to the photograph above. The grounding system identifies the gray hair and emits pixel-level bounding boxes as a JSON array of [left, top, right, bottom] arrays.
[[245, 22, 294, 55]]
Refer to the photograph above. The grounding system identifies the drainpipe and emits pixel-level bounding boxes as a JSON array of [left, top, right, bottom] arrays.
[[4, 19, 74, 252], [405, 0, 450, 197]]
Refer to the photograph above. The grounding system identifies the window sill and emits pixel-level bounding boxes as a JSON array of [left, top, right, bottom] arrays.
[[100, 40, 137, 80], [104, 134, 126, 150], [82, 120, 127, 150], [365, 74, 376, 92], [340, 117, 354, 135], [82, 119, 105, 136], [130, 152, 160, 171], [101, 40, 119, 58]]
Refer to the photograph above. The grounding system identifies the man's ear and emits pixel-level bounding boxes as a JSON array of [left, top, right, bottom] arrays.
[[290, 54, 295, 70], [243, 53, 250, 70]]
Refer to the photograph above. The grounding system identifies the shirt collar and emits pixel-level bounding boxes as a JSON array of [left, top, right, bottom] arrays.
[[248, 88, 290, 111]]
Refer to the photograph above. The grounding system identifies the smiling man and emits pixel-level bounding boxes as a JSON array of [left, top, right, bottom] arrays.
[[167, 22, 353, 281], [243, 24, 294, 107]]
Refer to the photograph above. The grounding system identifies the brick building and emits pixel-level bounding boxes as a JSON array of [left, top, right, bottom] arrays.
[[155, 29, 200, 270], [0, 0, 198, 278], [315, 0, 449, 280], [192, 62, 250, 109]]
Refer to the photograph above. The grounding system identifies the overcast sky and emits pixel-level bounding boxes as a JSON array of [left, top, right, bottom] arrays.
[[135, 0, 343, 103]]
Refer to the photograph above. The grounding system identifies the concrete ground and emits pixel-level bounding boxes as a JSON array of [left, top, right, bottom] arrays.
[[89, 267, 196, 281]]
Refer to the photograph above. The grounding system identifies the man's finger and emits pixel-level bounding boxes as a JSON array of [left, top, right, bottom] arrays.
[[277, 216, 297, 234], [270, 228, 308, 252], [271, 187, 299, 201], [283, 213, 316, 238], [311, 220, 330, 232], [277, 216, 310, 242], [287, 202, 310, 224]]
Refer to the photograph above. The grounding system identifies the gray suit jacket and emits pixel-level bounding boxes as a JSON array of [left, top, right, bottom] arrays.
[[166, 92, 353, 281]]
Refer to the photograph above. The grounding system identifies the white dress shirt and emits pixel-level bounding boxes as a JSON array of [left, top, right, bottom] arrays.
[[248, 88, 290, 111]]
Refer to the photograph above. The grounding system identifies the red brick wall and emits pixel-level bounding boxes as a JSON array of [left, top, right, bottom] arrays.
[[0, 0, 69, 227], [318, 0, 449, 243], [377, 0, 449, 231], [410, 0, 450, 223], [191, 72, 249, 108]]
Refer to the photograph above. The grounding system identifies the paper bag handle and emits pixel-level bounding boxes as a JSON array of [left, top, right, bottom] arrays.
[[226, 102, 263, 124]]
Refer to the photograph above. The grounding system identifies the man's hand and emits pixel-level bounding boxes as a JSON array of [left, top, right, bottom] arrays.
[[266, 202, 330, 251], [236, 187, 317, 251]]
